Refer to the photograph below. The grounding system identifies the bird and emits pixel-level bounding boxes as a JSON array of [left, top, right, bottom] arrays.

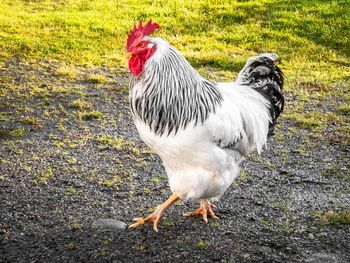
[[126, 19, 284, 232]]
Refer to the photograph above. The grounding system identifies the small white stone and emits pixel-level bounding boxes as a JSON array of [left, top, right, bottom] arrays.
[[92, 219, 126, 232]]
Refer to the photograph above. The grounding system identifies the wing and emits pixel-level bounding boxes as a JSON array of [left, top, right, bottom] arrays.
[[204, 82, 271, 160]]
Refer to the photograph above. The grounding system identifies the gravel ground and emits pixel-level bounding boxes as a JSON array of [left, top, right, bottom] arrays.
[[0, 59, 349, 262]]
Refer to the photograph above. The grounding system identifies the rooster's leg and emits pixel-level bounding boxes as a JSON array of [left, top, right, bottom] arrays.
[[184, 199, 219, 222], [129, 193, 179, 232]]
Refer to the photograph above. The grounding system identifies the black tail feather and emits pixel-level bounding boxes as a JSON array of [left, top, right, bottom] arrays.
[[235, 53, 284, 135]]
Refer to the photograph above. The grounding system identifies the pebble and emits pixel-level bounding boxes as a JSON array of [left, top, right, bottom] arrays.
[[305, 253, 337, 263], [92, 219, 126, 232], [259, 246, 272, 254], [72, 179, 85, 188]]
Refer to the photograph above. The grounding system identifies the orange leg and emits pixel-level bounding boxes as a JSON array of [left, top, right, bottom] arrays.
[[184, 199, 219, 222], [129, 193, 179, 232]]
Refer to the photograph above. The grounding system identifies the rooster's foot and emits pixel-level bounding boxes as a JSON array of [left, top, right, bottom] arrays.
[[184, 199, 219, 222], [129, 193, 179, 232], [129, 213, 161, 232]]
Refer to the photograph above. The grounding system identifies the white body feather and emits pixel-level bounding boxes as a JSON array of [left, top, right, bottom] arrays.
[[133, 82, 270, 201]]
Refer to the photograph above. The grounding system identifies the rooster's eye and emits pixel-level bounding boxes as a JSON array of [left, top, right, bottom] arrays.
[[139, 43, 145, 47]]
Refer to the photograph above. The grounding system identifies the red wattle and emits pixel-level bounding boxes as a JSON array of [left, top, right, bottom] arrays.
[[128, 46, 156, 76], [129, 56, 144, 76]]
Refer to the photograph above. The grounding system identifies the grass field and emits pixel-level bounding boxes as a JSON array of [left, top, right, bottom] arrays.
[[1, 0, 349, 142], [0, 0, 349, 83]]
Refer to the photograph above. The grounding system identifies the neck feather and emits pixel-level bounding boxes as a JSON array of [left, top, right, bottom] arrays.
[[130, 40, 222, 136]]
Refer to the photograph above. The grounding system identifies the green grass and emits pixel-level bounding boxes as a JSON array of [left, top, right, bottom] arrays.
[[68, 242, 79, 250], [315, 210, 350, 226], [197, 241, 207, 248], [0, 1, 349, 83], [338, 104, 350, 115], [20, 117, 38, 125], [82, 111, 103, 121], [68, 99, 92, 110], [86, 73, 107, 84]]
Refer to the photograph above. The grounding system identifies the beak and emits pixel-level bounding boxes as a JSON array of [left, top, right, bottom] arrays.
[[126, 52, 133, 60]]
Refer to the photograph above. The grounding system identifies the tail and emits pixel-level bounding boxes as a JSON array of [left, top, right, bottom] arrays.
[[235, 53, 284, 135]]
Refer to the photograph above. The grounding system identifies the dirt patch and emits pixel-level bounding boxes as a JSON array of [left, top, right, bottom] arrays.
[[0, 59, 349, 262]]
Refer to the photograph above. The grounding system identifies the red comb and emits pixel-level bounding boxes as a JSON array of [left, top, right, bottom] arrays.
[[127, 19, 160, 51]]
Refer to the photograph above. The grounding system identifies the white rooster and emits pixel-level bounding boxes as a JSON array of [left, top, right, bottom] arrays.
[[126, 19, 284, 231]]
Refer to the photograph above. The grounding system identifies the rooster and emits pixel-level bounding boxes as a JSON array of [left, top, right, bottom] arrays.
[[126, 19, 284, 232]]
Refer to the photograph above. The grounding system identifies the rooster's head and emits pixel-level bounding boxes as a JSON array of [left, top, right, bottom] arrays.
[[126, 19, 160, 76]]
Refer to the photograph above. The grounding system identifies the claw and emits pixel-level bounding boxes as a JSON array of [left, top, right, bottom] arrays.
[[153, 217, 160, 232], [130, 217, 148, 228], [202, 211, 208, 223]]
